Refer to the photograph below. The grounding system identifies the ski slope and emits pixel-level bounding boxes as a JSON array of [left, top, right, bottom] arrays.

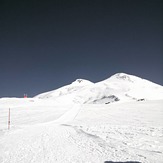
[[0, 73, 163, 163]]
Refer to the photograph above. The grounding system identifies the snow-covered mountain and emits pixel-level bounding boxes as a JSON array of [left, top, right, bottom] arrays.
[[35, 73, 163, 104], [1, 73, 163, 163]]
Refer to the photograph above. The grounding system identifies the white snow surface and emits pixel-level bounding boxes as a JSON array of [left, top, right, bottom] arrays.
[[0, 73, 163, 163], [35, 73, 163, 104]]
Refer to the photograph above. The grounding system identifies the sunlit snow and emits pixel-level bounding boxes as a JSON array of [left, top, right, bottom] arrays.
[[0, 73, 163, 163]]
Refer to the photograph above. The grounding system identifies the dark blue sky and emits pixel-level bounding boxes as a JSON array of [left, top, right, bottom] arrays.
[[0, 0, 162, 97]]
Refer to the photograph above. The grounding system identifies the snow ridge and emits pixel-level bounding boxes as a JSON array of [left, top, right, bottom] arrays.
[[35, 73, 163, 104], [0, 73, 163, 163]]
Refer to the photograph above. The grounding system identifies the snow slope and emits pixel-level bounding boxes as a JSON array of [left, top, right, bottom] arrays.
[[0, 100, 163, 163], [0, 73, 163, 163], [35, 73, 163, 104]]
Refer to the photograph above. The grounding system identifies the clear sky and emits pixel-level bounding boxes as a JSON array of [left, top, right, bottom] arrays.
[[0, 0, 162, 97]]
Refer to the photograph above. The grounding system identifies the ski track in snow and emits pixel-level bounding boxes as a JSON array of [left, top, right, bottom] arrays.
[[0, 100, 163, 163], [1, 123, 162, 163], [1, 72, 163, 163]]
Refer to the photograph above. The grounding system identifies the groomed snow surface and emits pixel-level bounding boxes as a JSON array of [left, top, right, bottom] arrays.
[[0, 73, 163, 163]]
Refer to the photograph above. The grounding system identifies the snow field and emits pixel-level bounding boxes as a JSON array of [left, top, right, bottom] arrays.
[[0, 73, 163, 163], [0, 99, 163, 163]]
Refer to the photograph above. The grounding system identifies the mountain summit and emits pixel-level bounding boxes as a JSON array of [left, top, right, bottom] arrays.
[[71, 79, 94, 86], [35, 73, 163, 104]]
